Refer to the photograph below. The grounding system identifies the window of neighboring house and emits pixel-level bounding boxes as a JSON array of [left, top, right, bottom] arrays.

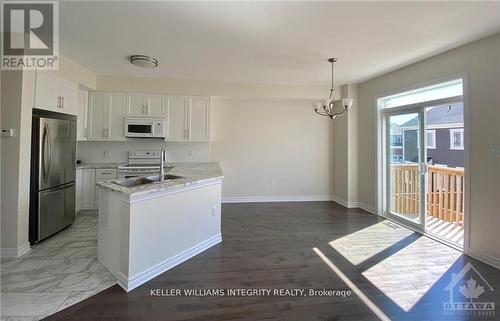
[[390, 134, 403, 148], [426, 130, 436, 149], [450, 128, 464, 150]]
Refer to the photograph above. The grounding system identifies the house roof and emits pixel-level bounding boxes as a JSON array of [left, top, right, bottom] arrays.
[[399, 103, 463, 128]]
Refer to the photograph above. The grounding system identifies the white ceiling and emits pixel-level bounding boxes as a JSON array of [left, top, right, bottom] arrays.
[[60, 1, 500, 85]]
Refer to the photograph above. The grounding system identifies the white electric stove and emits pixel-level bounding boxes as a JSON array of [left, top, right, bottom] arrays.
[[117, 150, 165, 178]]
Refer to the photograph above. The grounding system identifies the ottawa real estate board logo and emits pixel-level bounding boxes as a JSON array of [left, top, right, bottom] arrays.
[[444, 262, 495, 317], [1, 1, 59, 70]]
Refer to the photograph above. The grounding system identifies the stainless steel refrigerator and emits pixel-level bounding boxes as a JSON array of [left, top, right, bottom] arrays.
[[30, 109, 77, 244]]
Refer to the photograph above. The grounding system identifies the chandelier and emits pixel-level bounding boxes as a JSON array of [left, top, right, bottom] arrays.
[[313, 58, 353, 119]]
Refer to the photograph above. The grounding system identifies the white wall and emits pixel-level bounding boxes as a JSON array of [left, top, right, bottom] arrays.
[[356, 33, 500, 264], [0, 70, 35, 256], [97, 75, 325, 99], [210, 97, 333, 200], [0, 56, 97, 256], [96, 76, 333, 201]]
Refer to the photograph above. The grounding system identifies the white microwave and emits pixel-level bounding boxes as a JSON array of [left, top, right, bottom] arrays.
[[125, 117, 166, 138]]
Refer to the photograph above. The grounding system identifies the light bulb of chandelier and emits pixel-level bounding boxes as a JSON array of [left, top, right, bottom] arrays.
[[312, 101, 322, 111], [342, 98, 354, 109]]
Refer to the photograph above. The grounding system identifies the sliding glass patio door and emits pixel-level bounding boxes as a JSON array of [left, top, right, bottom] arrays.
[[385, 109, 426, 230]]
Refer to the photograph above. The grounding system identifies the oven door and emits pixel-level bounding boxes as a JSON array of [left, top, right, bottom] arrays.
[[125, 118, 154, 138]]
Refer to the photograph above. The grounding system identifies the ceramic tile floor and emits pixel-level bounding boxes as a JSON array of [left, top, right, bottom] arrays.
[[0, 211, 116, 321]]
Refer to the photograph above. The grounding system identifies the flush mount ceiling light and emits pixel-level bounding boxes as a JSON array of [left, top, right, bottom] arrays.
[[129, 55, 158, 69], [313, 58, 353, 119]]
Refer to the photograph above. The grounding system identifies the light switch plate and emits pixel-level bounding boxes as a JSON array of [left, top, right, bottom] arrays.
[[1, 129, 15, 137], [492, 146, 500, 156]]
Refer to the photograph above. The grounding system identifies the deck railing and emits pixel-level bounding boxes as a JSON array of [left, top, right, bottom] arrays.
[[390, 164, 464, 225]]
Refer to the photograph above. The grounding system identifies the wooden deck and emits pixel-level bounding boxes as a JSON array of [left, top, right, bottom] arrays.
[[396, 213, 464, 246], [426, 215, 464, 245], [391, 164, 464, 245]]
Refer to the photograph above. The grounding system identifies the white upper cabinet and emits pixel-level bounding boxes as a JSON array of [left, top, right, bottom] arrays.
[[77, 91, 88, 141], [57, 77, 78, 115], [148, 94, 165, 117], [166, 95, 188, 141], [127, 93, 165, 117], [108, 93, 126, 140], [126, 93, 146, 116], [34, 71, 58, 110], [88, 91, 126, 141], [34, 71, 78, 115], [88, 92, 109, 140], [165, 95, 210, 142], [188, 96, 210, 142]]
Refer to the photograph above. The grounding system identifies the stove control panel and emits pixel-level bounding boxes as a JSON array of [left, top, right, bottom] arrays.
[[129, 151, 162, 159]]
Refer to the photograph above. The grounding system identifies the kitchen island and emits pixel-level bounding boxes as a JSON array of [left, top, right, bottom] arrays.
[[96, 162, 223, 291]]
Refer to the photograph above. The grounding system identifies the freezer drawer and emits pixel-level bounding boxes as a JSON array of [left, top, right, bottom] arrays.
[[36, 182, 75, 242]]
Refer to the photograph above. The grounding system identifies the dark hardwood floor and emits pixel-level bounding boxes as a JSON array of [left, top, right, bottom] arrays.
[[44, 202, 499, 321]]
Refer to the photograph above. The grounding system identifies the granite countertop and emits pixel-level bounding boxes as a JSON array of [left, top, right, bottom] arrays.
[[76, 162, 123, 169], [96, 162, 223, 198]]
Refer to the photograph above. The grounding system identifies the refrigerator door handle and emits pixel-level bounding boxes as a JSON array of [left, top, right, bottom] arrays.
[[47, 124, 52, 180], [42, 124, 51, 181]]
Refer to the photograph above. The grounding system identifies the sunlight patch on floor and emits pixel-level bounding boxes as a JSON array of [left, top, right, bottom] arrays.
[[329, 221, 413, 265], [361, 237, 460, 311], [313, 247, 391, 321]]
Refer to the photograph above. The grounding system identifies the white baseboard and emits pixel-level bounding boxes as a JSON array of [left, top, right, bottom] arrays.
[[0, 242, 31, 258], [222, 195, 379, 215], [222, 196, 333, 203], [117, 234, 222, 292], [467, 248, 500, 270], [358, 203, 377, 214], [330, 195, 377, 215]]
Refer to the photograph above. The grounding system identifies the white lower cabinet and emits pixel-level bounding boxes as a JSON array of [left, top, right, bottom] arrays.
[[81, 168, 96, 210], [75, 168, 82, 213], [94, 169, 118, 209]]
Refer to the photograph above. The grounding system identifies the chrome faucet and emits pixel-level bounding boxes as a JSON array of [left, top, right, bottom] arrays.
[[159, 149, 166, 181]]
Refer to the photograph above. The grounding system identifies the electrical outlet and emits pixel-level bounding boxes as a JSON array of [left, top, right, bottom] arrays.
[[104, 150, 110, 158], [211, 206, 217, 217]]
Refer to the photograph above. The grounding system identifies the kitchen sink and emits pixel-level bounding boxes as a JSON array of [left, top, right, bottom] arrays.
[[113, 174, 183, 188], [144, 174, 183, 182]]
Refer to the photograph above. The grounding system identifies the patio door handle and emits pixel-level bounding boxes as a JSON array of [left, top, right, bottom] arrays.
[[418, 163, 427, 175]]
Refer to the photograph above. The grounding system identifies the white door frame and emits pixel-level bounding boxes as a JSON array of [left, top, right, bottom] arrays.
[[376, 73, 470, 253]]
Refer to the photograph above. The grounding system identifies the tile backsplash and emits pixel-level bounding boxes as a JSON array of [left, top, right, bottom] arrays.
[[77, 141, 210, 163]]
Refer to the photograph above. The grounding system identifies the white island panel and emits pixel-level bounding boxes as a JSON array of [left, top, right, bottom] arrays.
[[98, 179, 222, 292]]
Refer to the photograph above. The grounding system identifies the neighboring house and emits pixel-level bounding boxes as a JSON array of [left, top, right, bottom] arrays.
[[390, 103, 464, 167]]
